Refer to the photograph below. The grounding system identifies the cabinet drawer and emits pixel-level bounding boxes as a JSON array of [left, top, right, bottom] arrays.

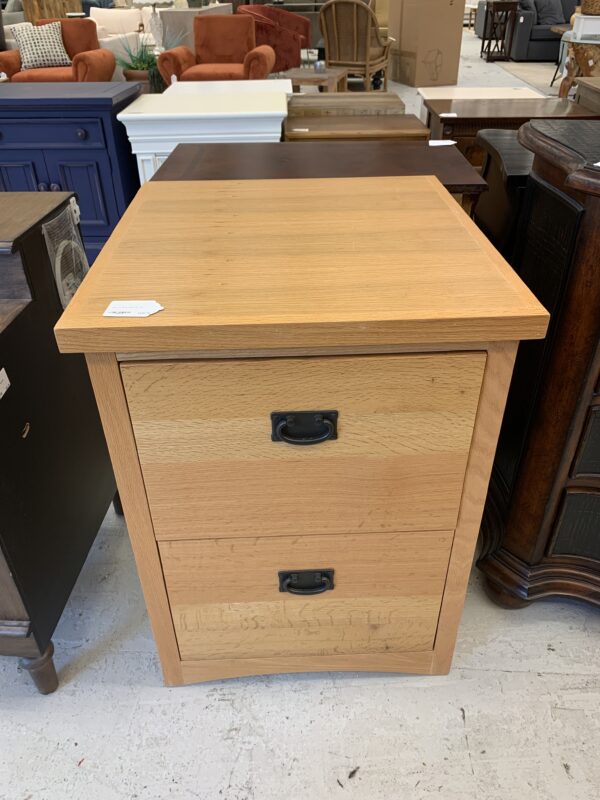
[[159, 530, 453, 661], [123, 353, 485, 540], [0, 119, 105, 149]]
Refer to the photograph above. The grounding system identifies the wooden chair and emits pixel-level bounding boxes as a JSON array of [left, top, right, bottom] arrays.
[[319, 0, 390, 91]]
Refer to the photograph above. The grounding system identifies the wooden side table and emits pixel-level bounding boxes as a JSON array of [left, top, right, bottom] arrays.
[[480, 1, 518, 62], [559, 33, 600, 98], [280, 66, 349, 92]]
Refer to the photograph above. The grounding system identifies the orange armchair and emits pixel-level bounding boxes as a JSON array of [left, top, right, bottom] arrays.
[[158, 15, 275, 83], [237, 5, 310, 72], [0, 18, 115, 82]]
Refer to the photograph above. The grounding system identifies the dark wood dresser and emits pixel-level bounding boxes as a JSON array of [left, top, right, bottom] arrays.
[[1, 194, 117, 693], [478, 119, 600, 608]]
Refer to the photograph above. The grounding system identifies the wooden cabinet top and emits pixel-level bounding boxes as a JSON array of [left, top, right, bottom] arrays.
[[55, 176, 548, 354], [424, 97, 600, 120]]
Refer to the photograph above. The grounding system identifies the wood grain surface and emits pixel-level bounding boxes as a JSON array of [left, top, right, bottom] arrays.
[[122, 353, 485, 540], [55, 176, 548, 354], [284, 114, 429, 140], [85, 353, 183, 685], [160, 530, 453, 661]]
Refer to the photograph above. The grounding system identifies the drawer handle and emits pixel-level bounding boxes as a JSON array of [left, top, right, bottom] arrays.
[[50, 183, 62, 192], [76, 128, 88, 140], [37, 183, 48, 192], [271, 410, 338, 446], [278, 569, 334, 595]]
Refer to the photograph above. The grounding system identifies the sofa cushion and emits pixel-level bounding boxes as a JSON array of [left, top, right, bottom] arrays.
[[10, 21, 71, 69], [5, 0, 23, 12], [11, 66, 74, 81], [182, 63, 246, 80], [534, 0, 565, 24], [530, 23, 563, 38], [89, 7, 142, 35]]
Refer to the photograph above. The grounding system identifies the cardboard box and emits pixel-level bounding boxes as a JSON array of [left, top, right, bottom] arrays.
[[388, 0, 466, 87]]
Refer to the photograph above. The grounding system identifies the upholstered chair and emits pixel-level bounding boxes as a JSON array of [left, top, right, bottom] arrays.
[[158, 14, 275, 83], [237, 5, 310, 72], [0, 18, 115, 81]]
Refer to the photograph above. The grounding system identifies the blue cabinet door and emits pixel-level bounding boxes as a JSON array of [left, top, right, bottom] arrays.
[[43, 150, 118, 240], [0, 150, 49, 192]]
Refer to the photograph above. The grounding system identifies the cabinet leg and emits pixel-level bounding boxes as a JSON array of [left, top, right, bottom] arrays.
[[483, 576, 529, 609], [19, 642, 59, 695], [113, 491, 124, 516]]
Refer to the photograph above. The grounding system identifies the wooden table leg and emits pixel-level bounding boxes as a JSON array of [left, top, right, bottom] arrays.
[[19, 641, 59, 695], [559, 43, 578, 98]]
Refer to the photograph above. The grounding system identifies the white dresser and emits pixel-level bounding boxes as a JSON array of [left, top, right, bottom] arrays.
[[117, 92, 288, 183]]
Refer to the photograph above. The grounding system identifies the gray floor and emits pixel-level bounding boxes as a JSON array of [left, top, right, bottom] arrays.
[[1, 32, 598, 800]]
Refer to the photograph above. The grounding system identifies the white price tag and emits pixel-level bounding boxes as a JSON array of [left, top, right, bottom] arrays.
[[589, 59, 595, 67], [519, 15, 524, 22], [594, 161, 600, 167], [292, 128, 310, 132], [439, 112, 458, 118], [429, 139, 457, 147], [103, 300, 164, 318], [0, 368, 10, 400]]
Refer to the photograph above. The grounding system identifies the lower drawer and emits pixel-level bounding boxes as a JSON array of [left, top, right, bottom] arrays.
[[159, 530, 453, 662]]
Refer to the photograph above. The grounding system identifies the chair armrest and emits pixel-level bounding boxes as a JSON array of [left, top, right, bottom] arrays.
[[273, 7, 311, 43], [157, 45, 195, 83], [510, 10, 535, 59], [0, 49, 22, 78], [72, 48, 116, 81], [243, 44, 276, 79]]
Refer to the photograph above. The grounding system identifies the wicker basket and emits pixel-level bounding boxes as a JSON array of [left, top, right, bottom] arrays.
[[582, 0, 600, 15]]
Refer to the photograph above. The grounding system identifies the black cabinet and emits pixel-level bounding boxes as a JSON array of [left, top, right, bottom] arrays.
[[0, 193, 118, 693]]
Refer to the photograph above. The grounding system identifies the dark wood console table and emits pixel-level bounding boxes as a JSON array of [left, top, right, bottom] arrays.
[[478, 119, 600, 608]]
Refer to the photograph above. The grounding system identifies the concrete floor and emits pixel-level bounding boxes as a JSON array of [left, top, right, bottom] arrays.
[[1, 31, 599, 800]]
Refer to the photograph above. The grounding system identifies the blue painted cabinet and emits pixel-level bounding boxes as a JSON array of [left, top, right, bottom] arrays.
[[0, 84, 140, 263]]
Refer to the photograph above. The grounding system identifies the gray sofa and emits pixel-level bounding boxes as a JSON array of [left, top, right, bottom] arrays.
[[475, 0, 577, 61]]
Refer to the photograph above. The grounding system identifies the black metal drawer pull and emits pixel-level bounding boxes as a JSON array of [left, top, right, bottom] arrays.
[[278, 569, 334, 595], [271, 410, 338, 445]]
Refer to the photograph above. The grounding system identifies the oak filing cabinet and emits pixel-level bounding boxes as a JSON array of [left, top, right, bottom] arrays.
[[55, 177, 548, 686]]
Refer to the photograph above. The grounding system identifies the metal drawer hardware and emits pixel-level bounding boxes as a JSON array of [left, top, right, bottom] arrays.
[[37, 183, 48, 192], [50, 184, 62, 192], [278, 569, 334, 595], [76, 128, 88, 140], [271, 410, 338, 445]]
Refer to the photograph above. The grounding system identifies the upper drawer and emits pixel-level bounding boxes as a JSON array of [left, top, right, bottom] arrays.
[[0, 119, 105, 149], [122, 352, 486, 540]]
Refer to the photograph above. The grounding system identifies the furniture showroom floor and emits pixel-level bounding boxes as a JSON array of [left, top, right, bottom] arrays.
[[1, 32, 598, 800]]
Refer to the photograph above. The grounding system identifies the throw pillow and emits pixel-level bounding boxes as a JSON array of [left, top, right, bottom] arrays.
[[10, 22, 72, 70], [519, 0, 538, 21], [534, 0, 565, 24]]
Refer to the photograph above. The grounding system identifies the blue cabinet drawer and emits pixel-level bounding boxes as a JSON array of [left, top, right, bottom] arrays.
[[0, 119, 105, 149]]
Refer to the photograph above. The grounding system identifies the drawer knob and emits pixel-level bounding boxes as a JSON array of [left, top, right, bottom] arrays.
[[37, 182, 48, 192], [278, 569, 334, 595], [50, 183, 62, 192], [76, 128, 88, 140], [271, 410, 338, 445]]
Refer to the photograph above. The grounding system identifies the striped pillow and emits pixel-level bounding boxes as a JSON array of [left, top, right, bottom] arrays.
[[10, 22, 72, 70]]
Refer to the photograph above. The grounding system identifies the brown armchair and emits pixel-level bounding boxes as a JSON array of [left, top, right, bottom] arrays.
[[237, 5, 310, 72], [0, 18, 115, 82], [319, 0, 391, 91], [158, 15, 276, 84]]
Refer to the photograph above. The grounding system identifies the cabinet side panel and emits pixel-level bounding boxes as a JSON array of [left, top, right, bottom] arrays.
[[85, 352, 182, 686], [432, 342, 518, 672]]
